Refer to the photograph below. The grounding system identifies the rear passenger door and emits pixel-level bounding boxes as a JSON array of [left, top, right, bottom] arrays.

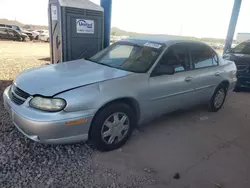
[[188, 43, 222, 103]]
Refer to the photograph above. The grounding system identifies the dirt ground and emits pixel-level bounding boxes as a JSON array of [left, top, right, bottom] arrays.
[[1, 41, 250, 188], [0, 40, 48, 82]]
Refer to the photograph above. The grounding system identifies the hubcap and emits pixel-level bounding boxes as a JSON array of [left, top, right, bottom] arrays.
[[214, 88, 225, 108], [101, 112, 130, 144]]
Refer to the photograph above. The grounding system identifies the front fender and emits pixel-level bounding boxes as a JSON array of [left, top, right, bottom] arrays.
[[56, 84, 101, 112]]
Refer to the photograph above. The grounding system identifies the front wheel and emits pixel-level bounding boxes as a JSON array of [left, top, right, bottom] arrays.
[[90, 103, 136, 151], [209, 84, 227, 112]]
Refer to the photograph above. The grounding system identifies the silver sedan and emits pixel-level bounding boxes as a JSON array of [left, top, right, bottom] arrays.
[[3, 37, 237, 151]]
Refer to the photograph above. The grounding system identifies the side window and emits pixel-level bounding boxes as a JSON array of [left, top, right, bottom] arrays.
[[0, 28, 7, 35], [212, 52, 219, 65], [157, 43, 190, 73], [190, 44, 217, 69]]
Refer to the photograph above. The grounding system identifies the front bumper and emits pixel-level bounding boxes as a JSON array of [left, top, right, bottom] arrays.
[[3, 86, 96, 144]]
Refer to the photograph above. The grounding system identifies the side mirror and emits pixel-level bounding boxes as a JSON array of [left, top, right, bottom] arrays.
[[152, 65, 175, 76]]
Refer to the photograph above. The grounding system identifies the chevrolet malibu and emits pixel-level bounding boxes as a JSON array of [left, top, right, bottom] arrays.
[[3, 37, 237, 151]]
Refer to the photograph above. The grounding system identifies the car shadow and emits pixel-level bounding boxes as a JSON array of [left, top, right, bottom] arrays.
[[234, 87, 250, 93], [0, 80, 12, 103], [0, 80, 12, 91], [137, 104, 208, 132]]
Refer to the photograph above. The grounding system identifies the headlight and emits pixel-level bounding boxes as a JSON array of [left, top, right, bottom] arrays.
[[30, 96, 66, 112]]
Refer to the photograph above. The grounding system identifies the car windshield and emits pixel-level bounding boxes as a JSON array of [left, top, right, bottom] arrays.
[[89, 42, 163, 73], [231, 42, 250, 54]]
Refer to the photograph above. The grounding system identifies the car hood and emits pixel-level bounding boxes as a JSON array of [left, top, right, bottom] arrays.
[[32, 31, 39, 35], [15, 59, 132, 96], [20, 32, 28, 37], [225, 53, 250, 64], [22, 29, 32, 34]]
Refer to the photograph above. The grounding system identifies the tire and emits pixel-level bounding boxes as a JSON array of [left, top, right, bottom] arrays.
[[209, 84, 227, 112], [90, 103, 136, 151]]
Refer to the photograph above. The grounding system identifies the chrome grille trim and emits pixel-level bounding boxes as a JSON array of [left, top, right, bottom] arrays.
[[9, 84, 30, 105], [12, 84, 30, 99]]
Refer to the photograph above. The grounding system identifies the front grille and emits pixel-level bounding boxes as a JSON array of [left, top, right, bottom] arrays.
[[9, 85, 30, 105]]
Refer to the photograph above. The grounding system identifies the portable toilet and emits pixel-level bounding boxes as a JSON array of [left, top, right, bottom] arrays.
[[48, 0, 104, 64]]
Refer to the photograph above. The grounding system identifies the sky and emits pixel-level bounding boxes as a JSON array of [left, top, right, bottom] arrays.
[[0, 0, 250, 39]]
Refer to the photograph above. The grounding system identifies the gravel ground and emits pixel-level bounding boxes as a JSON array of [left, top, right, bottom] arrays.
[[0, 41, 156, 188]]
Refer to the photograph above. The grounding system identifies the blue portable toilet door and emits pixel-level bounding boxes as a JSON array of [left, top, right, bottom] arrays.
[[66, 14, 103, 61]]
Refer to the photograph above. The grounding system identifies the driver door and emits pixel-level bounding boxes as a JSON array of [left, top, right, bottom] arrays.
[[147, 43, 197, 117]]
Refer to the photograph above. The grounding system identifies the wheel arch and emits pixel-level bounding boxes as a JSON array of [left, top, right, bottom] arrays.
[[210, 80, 230, 100], [220, 80, 230, 91], [88, 97, 141, 140]]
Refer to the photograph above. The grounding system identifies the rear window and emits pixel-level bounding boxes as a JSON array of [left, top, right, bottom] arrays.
[[189, 44, 218, 69]]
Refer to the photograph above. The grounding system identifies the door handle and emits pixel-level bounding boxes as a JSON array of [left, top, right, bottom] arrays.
[[185, 77, 193, 82], [214, 72, 220, 76]]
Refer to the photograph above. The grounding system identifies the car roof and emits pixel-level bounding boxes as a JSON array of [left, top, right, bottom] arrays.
[[122, 36, 207, 46], [0, 26, 20, 32], [0, 26, 12, 30]]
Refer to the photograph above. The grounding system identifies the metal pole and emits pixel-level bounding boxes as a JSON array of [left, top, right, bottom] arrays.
[[224, 0, 242, 53], [100, 0, 112, 48]]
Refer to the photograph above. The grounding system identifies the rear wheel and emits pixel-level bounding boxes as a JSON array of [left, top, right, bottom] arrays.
[[90, 103, 136, 151], [209, 84, 227, 112]]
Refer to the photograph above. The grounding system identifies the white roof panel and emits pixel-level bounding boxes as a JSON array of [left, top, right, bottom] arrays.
[[59, 0, 103, 11]]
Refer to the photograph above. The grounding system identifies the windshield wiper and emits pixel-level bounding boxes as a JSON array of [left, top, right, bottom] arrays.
[[85, 58, 114, 68], [84, 58, 99, 64]]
